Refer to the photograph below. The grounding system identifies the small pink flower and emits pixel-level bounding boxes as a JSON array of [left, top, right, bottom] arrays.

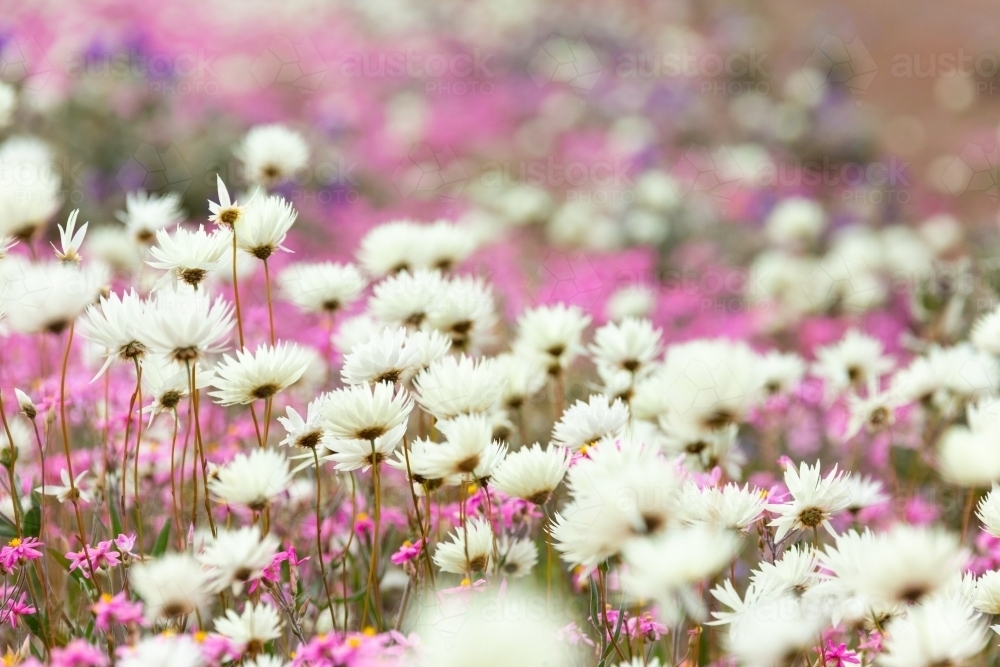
[[821, 640, 860, 667], [49, 639, 107, 667], [0, 536, 43, 571], [390, 538, 424, 565], [92, 592, 143, 631], [2, 592, 36, 628], [66, 540, 120, 578]]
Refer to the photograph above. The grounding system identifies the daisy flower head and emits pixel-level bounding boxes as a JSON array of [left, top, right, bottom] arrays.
[[51, 208, 88, 264], [147, 224, 231, 289], [278, 261, 366, 316], [879, 593, 988, 667], [490, 442, 571, 504], [209, 448, 293, 511], [277, 397, 330, 450], [5, 261, 109, 335], [767, 460, 852, 541], [118, 634, 205, 667], [213, 602, 283, 655], [235, 194, 297, 260], [659, 338, 764, 433], [199, 526, 280, 594], [551, 394, 629, 451], [432, 517, 494, 575], [36, 469, 92, 504], [116, 190, 185, 244], [588, 316, 662, 380], [208, 174, 256, 228], [417, 413, 507, 482], [413, 354, 504, 420], [77, 289, 148, 379], [758, 350, 806, 396], [977, 484, 1000, 537], [425, 274, 497, 352], [812, 329, 894, 399], [368, 268, 446, 328], [320, 381, 413, 443], [341, 326, 421, 386], [236, 123, 308, 187], [621, 525, 742, 623], [498, 537, 538, 579], [129, 553, 212, 623], [208, 342, 309, 405], [514, 303, 591, 374], [141, 287, 234, 364]]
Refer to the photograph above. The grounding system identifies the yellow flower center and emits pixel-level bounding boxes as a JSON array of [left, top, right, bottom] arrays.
[[362, 626, 376, 636], [460, 577, 471, 586], [347, 637, 362, 649], [100, 593, 112, 603], [193, 631, 207, 643], [6, 539, 20, 548], [357, 512, 369, 522]]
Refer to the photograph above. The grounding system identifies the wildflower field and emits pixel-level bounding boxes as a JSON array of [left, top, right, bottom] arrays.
[[0, 1, 999, 666]]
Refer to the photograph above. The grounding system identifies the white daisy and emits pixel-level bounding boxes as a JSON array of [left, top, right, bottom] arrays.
[[236, 124, 308, 187], [208, 342, 309, 406], [235, 194, 297, 260], [199, 526, 280, 594], [490, 443, 570, 504], [209, 449, 293, 511], [433, 517, 494, 575], [278, 261, 366, 315], [116, 191, 185, 244], [413, 354, 504, 420], [147, 224, 231, 289], [213, 602, 283, 655], [766, 461, 852, 541], [130, 553, 212, 623]]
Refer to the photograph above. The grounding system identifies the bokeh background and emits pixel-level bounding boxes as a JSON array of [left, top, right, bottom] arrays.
[[2, 0, 999, 324]]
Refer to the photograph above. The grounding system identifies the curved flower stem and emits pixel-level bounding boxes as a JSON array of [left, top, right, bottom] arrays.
[[311, 447, 338, 633], [169, 409, 182, 550], [232, 234, 245, 348], [120, 365, 142, 533], [131, 359, 145, 560], [0, 391, 22, 535], [401, 436, 434, 586], [186, 362, 216, 537], [58, 324, 101, 596], [264, 258, 276, 346], [363, 453, 384, 630], [341, 472, 357, 637]]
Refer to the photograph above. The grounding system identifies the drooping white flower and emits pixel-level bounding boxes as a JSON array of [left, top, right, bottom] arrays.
[[413, 354, 504, 420], [130, 553, 212, 623], [880, 594, 988, 667], [36, 469, 92, 504], [432, 517, 494, 574], [678, 482, 767, 531], [213, 602, 284, 655], [235, 194, 297, 260], [320, 382, 413, 470], [497, 537, 538, 579], [588, 316, 662, 380], [208, 342, 309, 406], [116, 191, 185, 244], [277, 397, 331, 450], [977, 484, 1000, 537], [813, 329, 894, 398], [513, 303, 591, 374], [237, 124, 309, 187], [147, 224, 231, 289], [209, 449, 293, 511], [368, 268, 446, 329], [5, 261, 108, 335], [141, 288, 234, 364], [78, 289, 149, 378], [551, 394, 630, 451], [279, 261, 366, 316], [199, 526, 280, 594], [490, 443, 570, 504], [118, 634, 206, 667]]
